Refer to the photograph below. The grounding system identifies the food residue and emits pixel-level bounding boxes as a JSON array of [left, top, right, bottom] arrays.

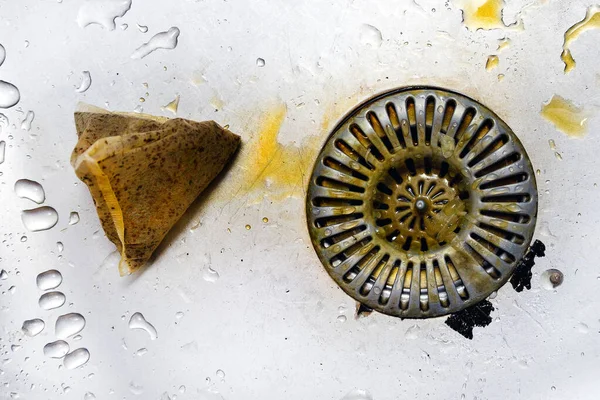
[[561, 5, 600, 73], [485, 55, 499, 71], [541, 95, 589, 137]]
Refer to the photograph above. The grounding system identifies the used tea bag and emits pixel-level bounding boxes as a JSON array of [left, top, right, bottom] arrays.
[[71, 105, 240, 275]]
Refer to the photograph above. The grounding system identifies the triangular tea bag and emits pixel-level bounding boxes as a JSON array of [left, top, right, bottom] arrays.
[[71, 107, 240, 275]]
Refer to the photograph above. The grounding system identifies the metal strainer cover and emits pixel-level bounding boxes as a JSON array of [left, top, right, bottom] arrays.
[[306, 87, 537, 318]]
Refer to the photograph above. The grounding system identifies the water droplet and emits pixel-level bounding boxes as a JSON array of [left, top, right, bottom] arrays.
[[245, 224, 251, 230], [405, 324, 421, 340], [43, 340, 69, 358], [55, 313, 86, 339], [0, 270, 7, 280], [576, 322, 589, 334], [0, 80, 20, 108], [178, 385, 186, 393], [202, 266, 219, 283], [135, 348, 148, 356], [120, 23, 128, 30], [548, 139, 556, 150], [129, 381, 144, 395], [57, 241, 64, 253], [73, 334, 82, 341], [128, 312, 158, 340], [0, 140, 5, 164], [137, 24, 148, 33], [77, 0, 132, 30], [139, 97, 145, 103], [36, 269, 62, 290], [68, 211, 80, 225], [39, 291, 66, 310], [7, 285, 16, 294], [216, 369, 225, 379], [0, 113, 8, 129], [20, 236, 27, 242], [0, 44, 5, 67], [359, 24, 383, 48], [75, 71, 92, 93], [256, 58, 265, 67], [84, 392, 96, 400], [341, 389, 374, 400], [63, 348, 90, 369], [10, 344, 21, 352], [262, 217, 269, 223], [489, 291, 498, 299], [14, 179, 45, 204], [20, 111, 34, 131], [551, 386, 556, 391], [540, 269, 564, 290], [22, 318, 45, 337], [21, 206, 59, 231], [554, 151, 563, 161], [337, 315, 347, 323], [131, 26, 180, 59], [162, 95, 180, 115]]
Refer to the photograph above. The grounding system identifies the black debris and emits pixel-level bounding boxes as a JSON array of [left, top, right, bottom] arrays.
[[510, 239, 546, 292], [445, 300, 495, 340], [355, 303, 373, 318]]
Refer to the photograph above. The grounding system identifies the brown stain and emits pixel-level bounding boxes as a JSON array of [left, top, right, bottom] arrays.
[[561, 5, 600, 74], [541, 95, 589, 138]]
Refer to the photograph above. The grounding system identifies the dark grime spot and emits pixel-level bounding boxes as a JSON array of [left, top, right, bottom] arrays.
[[445, 300, 494, 340], [510, 239, 546, 293]]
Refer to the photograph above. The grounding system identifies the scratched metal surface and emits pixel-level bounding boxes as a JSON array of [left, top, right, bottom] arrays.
[[0, 1, 599, 399]]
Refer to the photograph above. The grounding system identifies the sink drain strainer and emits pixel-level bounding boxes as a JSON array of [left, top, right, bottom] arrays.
[[307, 87, 537, 318]]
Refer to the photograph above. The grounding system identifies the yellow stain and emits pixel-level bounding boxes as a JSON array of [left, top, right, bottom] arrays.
[[497, 37, 511, 51], [243, 104, 322, 201], [485, 55, 500, 71], [455, 0, 506, 31], [541, 95, 589, 138], [561, 5, 600, 74]]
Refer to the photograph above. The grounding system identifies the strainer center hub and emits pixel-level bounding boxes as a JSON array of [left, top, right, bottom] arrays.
[[307, 87, 538, 318]]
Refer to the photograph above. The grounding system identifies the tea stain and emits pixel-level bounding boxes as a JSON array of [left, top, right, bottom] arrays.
[[496, 37, 511, 51], [541, 95, 589, 137], [454, 0, 520, 31], [561, 5, 600, 74], [485, 55, 499, 71], [241, 104, 323, 201]]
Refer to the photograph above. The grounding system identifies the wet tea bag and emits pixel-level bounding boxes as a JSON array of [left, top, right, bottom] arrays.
[[71, 105, 240, 275]]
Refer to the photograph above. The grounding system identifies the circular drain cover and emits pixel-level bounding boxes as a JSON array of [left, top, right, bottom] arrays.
[[306, 87, 537, 318]]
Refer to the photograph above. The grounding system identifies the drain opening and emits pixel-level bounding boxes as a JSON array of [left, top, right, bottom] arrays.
[[307, 87, 537, 318]]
